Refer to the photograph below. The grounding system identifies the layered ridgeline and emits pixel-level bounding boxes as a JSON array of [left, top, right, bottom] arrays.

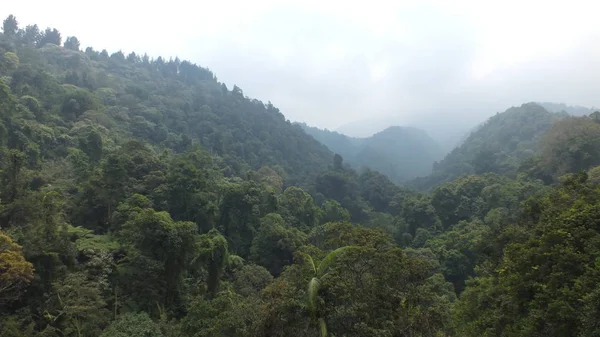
[[299, 123, 444, 183], [538, 101, 597, 116], [4, 14, 600, 337], [0, 21, 333, 187], [409, 103, 566, 190], [0, 15, 458, 337]]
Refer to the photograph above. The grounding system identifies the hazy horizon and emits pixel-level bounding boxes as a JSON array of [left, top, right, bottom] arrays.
[[4, 0, 600, 138]]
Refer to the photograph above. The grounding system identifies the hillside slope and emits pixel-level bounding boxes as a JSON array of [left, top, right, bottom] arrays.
[[409, 103, 565, 190], [0, 32, 333, 187], [300, 123, 444, 182], [0, 18, 462, 337], [5, 15, 600, 337], [537, 102, 597, 116]]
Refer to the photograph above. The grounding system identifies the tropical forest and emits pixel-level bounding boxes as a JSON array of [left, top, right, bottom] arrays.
[[1, 14, 600, 337]]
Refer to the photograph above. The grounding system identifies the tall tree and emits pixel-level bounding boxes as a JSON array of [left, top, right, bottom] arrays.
[[195, 229, 230, 297], [250, 213, 307, 276], [0, 231, 34, 306], [64, 36, 81, 51], [118, 209, 197, 311], [38, 27, 61, 46], [22, 24, 41, 45], [1, 52, 19, 74], [301, 246, 360, 337], [2, 15, 18, 36]]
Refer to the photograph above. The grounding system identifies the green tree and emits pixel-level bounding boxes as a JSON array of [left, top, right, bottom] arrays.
[[181, 291, 262, 337], [539, 115, 600, 176], [22, 24, 41, 45], [320, 200, 350, 223], [250, 213, 307, 276], [300, 246, 359, 337], [60, 86, 100, 120], [0, 231, 34, 305], [455, 173, 600, 336], [195, 229, 230, 297], [50, 272, 110, 337], [232, 264, 273, 297], [254, 166, 283, 193], [218, 181, 262, 257], [162, 149, 217, 231], [1, 52, 19, 73], [279, 186, 320, 230], [425, 219, 491, 292], [333, 153, 343, 171], [64, 36, 81, 51], [118, 209, 197, 311], [0, 150, 28, 209], [39, 27, 62, 46], [2, 15, 18, 36], [400, 194, 441, 235], [100, 312, 164, 337]]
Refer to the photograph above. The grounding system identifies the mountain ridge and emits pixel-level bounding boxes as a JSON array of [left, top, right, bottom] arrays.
[[6, 14, 600, 337], [299, 122, 444, 183], [408, 102, 566, 190]]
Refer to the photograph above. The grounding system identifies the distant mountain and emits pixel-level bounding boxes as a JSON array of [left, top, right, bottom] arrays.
[[299, 123, 444, 183], [409, 103, 565, 190], [0, 39, 335, 187], [537, 102, 598, 116], [335, 119, 392, 138], [335, 114, 475, 154]]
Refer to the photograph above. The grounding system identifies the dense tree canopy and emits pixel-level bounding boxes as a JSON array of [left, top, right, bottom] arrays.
[[1, 14, 600, 337], [410, 103, 565, 190]]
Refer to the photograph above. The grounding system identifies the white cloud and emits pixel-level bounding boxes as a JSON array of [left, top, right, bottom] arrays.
[[2, 0, 600, 135]]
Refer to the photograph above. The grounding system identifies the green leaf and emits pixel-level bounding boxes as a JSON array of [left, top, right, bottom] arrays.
[[307, 277, 320, 317]]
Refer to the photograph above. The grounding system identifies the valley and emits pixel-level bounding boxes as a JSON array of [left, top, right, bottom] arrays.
[[1, 14, 600, 337]]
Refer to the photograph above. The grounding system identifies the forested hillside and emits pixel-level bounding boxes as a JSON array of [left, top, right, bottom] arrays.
[[410, 103, 565, 190], [300, 123, 444, 182], [538, 101, 597, 116], [0, 16, 335, 188], [3, 14, 600, 337]]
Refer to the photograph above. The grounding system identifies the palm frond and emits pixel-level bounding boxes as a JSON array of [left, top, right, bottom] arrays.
[[318, 317, 328, 337], [299, 251, 317, 275], [316, 246, 359, 277], [307, 277, 320, 317], [228, 254, 245, 266]]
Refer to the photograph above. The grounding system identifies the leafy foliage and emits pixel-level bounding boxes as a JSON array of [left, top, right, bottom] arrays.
[[454, 173, 600, 336], [411, 103, 564, 190], [2, 13, 600, 337], [100, 312, 163, 337], [0, 231, 34, 305], [538, 115, 600, 177]]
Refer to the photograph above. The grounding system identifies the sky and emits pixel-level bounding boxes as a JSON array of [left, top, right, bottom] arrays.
[[3, 0, 600, 140]]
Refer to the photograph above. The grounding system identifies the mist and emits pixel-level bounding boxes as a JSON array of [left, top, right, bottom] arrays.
[[4, 0, 600, 142]]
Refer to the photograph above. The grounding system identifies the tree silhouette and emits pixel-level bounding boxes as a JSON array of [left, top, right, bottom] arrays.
[[2, 15, 18, 36], [39, 27, 62, 46], [64, 36, 81, 51]]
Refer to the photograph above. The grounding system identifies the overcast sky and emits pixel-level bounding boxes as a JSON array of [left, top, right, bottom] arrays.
[[3, 0, 600, 138]]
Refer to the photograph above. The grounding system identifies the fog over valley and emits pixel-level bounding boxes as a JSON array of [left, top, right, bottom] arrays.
[[4, 2, 600, 336], [4, 0, 600, 141]]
